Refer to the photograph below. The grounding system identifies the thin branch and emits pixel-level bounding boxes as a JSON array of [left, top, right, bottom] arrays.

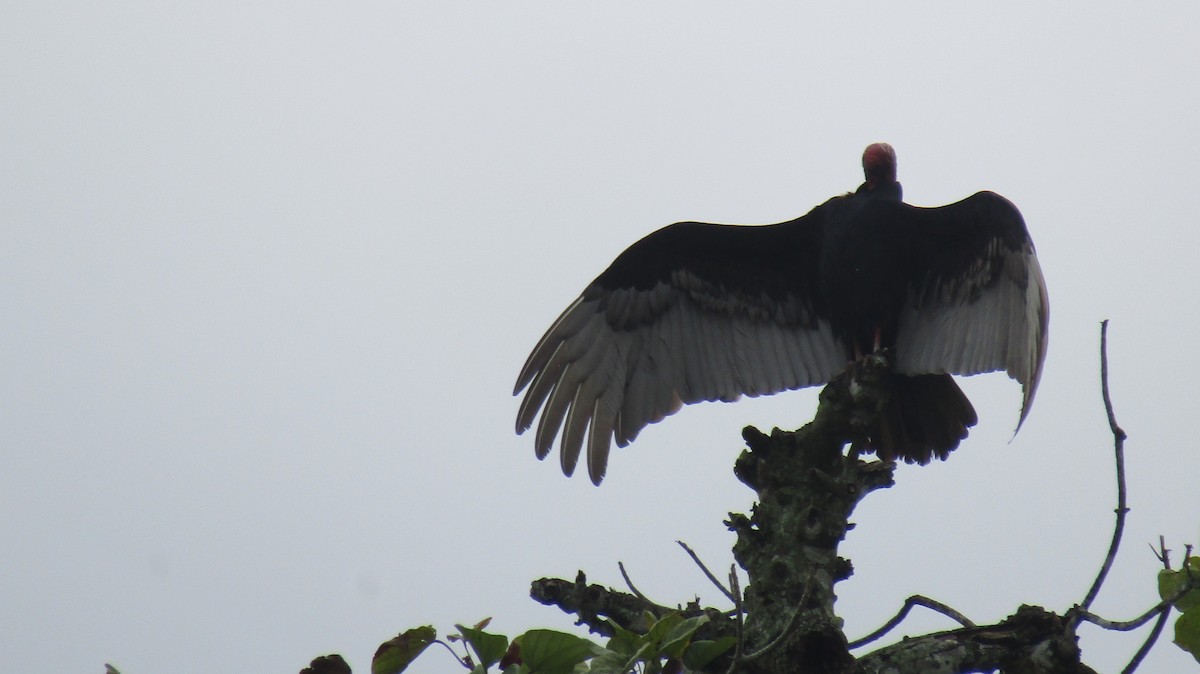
[[677, 540, 737, 604], [1100, 320, 1128, 442], [724, 566, 744, 674], [1079, 319, 1130, 614], [1074, 607, 1164, 632], [617, 561, 650, 603], [1120, 536, 1179, 673], [1074, 573, 1198, 632], [1151, 536, 1171, 569], [431, 639, 470, 669], [847, 595, 976, 649], [1121, 607, 1171, 674]]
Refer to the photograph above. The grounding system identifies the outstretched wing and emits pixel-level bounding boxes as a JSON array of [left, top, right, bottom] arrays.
[[514, 212, 846, 484], [892, 191, 1050, 429]]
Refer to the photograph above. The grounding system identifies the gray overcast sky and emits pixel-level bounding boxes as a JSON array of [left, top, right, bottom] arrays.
[[2, 2, 1198, 673]]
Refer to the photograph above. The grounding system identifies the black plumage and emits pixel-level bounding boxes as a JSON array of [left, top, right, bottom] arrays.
[[515, 143, 1049, 484]]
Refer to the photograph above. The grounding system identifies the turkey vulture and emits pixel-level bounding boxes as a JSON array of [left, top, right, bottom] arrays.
[[515, 143, 1049, 484]]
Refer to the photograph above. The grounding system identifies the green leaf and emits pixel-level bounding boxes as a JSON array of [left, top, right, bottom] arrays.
[[373, 626, 437, 674], [681, 637, 737, 670], [644, 613, 682, 648], [1182, 557, 1200, 612], [584, 648, 636, 674], [518, 629, 601, 674], [1159, 559, 1200, 613], [1175, 609, 1200, 663], [603, 622, 643, 658], [659, 615, 709, 659], [456, 624, 511, 668], [1182, 591, 1200, 614], [1159, 569, 1179, 601]]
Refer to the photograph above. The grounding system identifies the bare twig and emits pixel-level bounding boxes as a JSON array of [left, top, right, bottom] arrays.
[[1074, 572, 1198, 632], [1079, 320, 1130, 614], [1151, 536, 1171, 569], [1120, 537, 1180, 673], [725, 566, 744, 674], [617, 561, 650, 603], [1076, 539, 1198, 672], [432, 639, 470, 669], [677, 540, 737, 604], [1121, 607, 1171, 674], [1099, 320, 1128, 442], [1076, 537, 1195, 644], [1074, 605, 1166, 632], [847, 595, 976, 649]]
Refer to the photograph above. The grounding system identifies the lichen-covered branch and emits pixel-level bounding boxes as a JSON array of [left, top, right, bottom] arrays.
[[855, 606, 1097, 674], [726, 354, 897, 674], [847, 595, 976, 649], [529, 571, 731, 641]]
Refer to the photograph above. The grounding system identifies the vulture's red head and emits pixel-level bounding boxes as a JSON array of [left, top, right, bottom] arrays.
[[862, 143, 897, 189]]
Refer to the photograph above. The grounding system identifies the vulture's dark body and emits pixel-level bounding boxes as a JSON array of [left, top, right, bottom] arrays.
[[818, 182, 911, 352]]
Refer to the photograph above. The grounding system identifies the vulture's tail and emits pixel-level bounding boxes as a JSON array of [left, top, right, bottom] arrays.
[[873, 374, 977, 464]]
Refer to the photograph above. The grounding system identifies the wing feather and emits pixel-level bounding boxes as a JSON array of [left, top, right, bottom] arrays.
[[560, 341, 624, 475], [731, 319, 759, 395], [893, 192, 1049, 429], [515, 214, 844, 484], [762, 324, 789, 394]]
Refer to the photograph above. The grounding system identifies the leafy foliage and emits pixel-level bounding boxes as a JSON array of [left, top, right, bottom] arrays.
[[591, 612, 734, 674], [1158, 555, 1200, 663], [517, 629, 603, 674], [456, 621, 511, 671], [372, 626, 436, 674], [357, 612, 732, 674]]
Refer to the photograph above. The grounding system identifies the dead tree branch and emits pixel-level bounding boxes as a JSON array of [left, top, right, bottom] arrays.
[[616, 561, 651, 603], [847, 595, 976, 649], [529, 571, 732, 642], [1079, 319, 1130, 614], [678, 540, 737, 604], [855, 606, 1097, 674], [1122, 609, 1170, 674]]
